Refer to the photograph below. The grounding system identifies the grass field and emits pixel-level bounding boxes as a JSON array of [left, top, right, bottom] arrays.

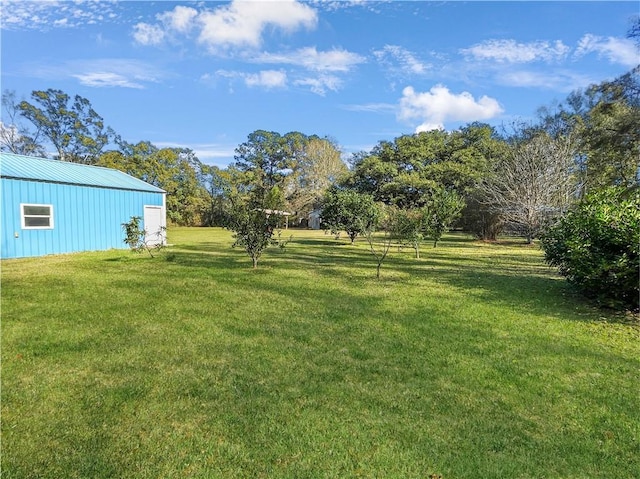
[[2, 227, 638, 478]]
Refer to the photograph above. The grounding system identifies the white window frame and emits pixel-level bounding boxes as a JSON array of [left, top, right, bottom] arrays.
[[21, 203, 54, 230]]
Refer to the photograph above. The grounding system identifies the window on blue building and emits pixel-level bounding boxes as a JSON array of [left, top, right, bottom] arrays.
[[21, 204, 54, 229]]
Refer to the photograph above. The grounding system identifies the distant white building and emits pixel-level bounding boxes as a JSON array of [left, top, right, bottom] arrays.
[[308, 209, 322, 230]]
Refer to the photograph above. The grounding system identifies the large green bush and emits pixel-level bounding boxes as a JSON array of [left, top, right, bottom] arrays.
[[540, 187, 639, 310]]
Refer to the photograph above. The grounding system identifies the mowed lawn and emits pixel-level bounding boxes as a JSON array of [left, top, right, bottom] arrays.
[[2, 227, 638, 478]]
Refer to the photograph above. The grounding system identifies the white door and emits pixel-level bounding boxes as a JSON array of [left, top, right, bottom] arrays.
[[143, 205, 165, 246]]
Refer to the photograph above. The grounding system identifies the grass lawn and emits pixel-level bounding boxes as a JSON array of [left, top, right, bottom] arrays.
[[2, 227, 638, 478]]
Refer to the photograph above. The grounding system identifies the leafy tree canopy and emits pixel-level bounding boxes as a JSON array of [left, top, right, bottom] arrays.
[[320, 187, 380, 243], [345, 124, 505, 208], [99, 141, 208, 226], [18, 88, 115, 164]]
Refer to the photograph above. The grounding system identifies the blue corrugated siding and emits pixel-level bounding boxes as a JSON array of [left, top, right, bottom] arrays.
[[1, 178, 164, 259]]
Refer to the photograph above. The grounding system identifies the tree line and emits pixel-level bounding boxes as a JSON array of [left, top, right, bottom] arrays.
[[2, 63, 637, 231]]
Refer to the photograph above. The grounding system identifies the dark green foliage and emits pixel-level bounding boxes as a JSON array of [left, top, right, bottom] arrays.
[[233, 130, 304, 205], [459, 189, 504, 241], [100, 143, 208, 226], [540, 187, 640, 310], [345, 125, 502, 209], [122, 216, 145, 252], [426, 188, 465, 247], [320, 188, 380, 243], [227, 204, 280, 268]]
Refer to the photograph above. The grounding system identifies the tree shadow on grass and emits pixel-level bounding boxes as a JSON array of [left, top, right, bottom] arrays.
[[155, 233, 636, 325]]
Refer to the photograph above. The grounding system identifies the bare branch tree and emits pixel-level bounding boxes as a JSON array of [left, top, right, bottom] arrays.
[[481, 131, 578, 243]]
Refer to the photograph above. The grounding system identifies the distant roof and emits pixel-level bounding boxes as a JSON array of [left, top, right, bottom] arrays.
[[0, 153, 165, 194]]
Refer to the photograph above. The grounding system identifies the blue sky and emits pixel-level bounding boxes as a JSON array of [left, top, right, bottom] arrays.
[[2, 1, 638, 166]]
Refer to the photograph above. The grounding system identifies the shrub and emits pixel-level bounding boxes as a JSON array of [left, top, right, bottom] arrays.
[[121, 216, 166, 258], [540, 187, 639, 310]]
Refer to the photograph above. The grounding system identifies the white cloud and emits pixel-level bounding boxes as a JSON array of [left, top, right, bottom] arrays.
[[374, 45, 429, 75], [245, 70, 288, 89], [132, 22, 165, 46], [24, 59, 163, 89], [1, 0, 121, 31], [575, 34, 638, 67], [197, 0, 317, 51], [500, 70, 596, 92], [398, 85, 503, 132], [213, 69, 288, 90], [341, 103, 396, 113], [158, 6, 198, 34], [294, 74, 342, 95], [255, 47, 366, 72], [132, 1, 318, 52], [72, 72, 145, 89], [461, 39, 570, 63]]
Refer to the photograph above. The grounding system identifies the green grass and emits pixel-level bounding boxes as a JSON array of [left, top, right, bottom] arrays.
[[2, 227, 638, 478]]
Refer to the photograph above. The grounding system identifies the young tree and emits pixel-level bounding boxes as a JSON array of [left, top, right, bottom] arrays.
[[227, 197, 281, 269], [394, 207, 429, 258], [225, 130, 310, 267], [363, 204, 395, 279], [320, 188, 380, 243], [18, 89, 115, 163], [425, 188, 465, 247]]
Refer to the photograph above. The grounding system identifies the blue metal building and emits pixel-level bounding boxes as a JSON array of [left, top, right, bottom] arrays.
[[1, 153, 166, 259]]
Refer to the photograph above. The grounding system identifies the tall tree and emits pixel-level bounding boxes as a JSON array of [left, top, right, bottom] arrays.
[[287, 136, 348, 219], [98, 142, 208, 225], [18, 89, 115, 164], [581, 67, 640, 191], [535, 65, 640, 194], [233, 130, 296, 209], [198, 164, 235, 227], [480, 131, 578, 243], [1, 90, 46, 156], [345, 125, 502, 208]]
